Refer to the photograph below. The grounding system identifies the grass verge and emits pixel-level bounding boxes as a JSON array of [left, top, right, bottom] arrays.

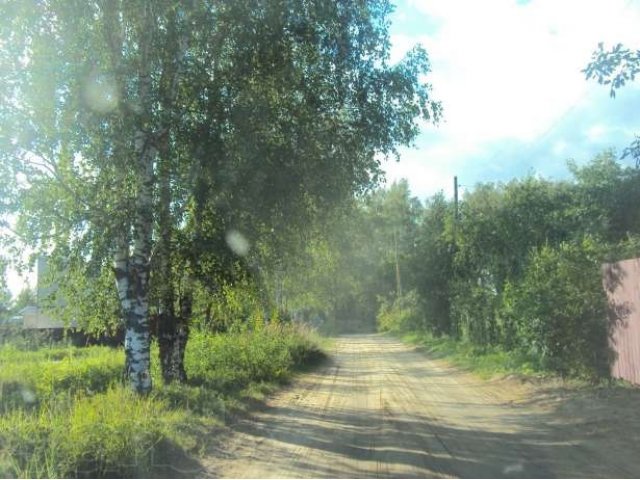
[[0, 323, 325, 478], [401, 331, 548, 380], [401, 332, 638, 396]]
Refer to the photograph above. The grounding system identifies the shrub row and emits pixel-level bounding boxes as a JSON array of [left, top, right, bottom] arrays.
[[379, 237, 616, 379]]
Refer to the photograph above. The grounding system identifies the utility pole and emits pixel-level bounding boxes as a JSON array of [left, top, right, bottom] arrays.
[[393, 228, 402, 298], [453, 175, 459, 243], [454, 175, 459, 220]]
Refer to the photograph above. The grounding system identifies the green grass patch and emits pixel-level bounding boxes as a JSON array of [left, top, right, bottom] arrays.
[[0, 323, 325, 478], [0, 388, 195, 478], [0, 345, 123, 412], [402, 331, 547, 380]]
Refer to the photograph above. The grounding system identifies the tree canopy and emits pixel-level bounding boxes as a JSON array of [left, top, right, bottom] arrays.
[[0, 0, 440, 392], [584, 41, 640, 165]]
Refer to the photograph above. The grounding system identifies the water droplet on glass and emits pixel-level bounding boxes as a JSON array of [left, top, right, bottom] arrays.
[[20, 388, 36, 404], [83, 74, 119, 113], [225, 229, 250, 256]]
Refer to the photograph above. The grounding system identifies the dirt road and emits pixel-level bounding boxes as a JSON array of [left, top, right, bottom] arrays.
[[203, 334, 640, 478]]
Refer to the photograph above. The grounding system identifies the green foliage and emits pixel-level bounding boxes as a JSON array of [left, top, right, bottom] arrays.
[[11, 287, 36, 312], [501, 237, 611, 378], [44, 260, 121, 336], [377, 290, 424, 333], [0, 261, 12, 321], [403, 332, 544, 379], [364, 154, 639, 381], [584, 42, 640, 165], [449, 175, 578, 347], [569, 153, 640, 242], [450, 279, 501, 346], [0, 389, 191, 478], [584, 42, 640, 98], [601, 234, 640, 263], [0, 324, 324, 477], [192, 279, 266, 333], [0, 0, 440, 363], [280, 181, 424, 333], [275, 152, 637, 383], [411, 193, 454, 336]]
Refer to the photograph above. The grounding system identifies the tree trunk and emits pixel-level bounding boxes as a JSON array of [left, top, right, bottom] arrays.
[[159, 287, 191, 383], [159, 314, 189, 384], [114, 227, 152, 395], [155, 3, 191, 385], [109, 2, 158, 395], [174, 290, 192, 382], [157, 132, 178, 383], [393, 228, 402, 298], [158, 310, 177, 383], [123, 128, 156, 394], [111, 119, 156, 396]]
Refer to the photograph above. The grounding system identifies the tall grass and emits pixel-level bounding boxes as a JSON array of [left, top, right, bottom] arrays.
[[0, 345, 123, 412], [0, 323, 324, 478], [403, 331, 546, 380], [0, 389, 191, 478]]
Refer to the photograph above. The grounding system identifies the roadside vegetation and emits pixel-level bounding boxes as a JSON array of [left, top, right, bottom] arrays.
[[274, 153, 640, 381], [0, 1, 638, 477], [374, 155, 640, 381], [401, 332, 550, 380], [0, 322, 324, 478]]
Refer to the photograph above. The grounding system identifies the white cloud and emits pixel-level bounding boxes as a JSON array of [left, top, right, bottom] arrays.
[[383, 142, 480, 198], [384, 154, 454, 199], [387, 0, 640, 197], [586, 124, 608, 142]]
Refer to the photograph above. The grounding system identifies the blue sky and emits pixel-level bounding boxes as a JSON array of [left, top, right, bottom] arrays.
[[382, 0, 640, 199]]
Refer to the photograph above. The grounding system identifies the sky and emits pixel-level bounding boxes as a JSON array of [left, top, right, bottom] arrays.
[[382, 0, 640, 199]]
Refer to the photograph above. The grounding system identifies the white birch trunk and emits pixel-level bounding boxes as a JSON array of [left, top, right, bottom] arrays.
[[112, 129, 155, 394], [111, 2, 191, 392], [125, 129, 156, 394], [124, 1, 158, 393], [113, 1, 156, 393]]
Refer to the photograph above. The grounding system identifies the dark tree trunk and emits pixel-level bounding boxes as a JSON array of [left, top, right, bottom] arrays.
[[159, 289, 191, 384], [158, 309, 177, 384]]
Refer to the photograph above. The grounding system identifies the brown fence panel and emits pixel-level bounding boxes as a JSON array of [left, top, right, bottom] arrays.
[[602, 257, 640, 385]]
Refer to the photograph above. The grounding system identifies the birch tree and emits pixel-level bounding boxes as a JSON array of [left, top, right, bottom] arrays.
[[1, 0, 440, 393], [1, 0, 194, 393]]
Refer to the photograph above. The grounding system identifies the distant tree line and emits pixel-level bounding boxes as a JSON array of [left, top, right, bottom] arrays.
[[285, 153, 640, 379]]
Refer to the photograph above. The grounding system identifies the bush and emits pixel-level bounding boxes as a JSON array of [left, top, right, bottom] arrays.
[[377, 290, 424, 333], [185, 323, 323, 391], [500, 237, 610, 378], [450, 280, 501, 346]]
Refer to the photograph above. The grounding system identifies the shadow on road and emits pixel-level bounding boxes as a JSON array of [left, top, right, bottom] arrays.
[[195, 335, 640, 478]]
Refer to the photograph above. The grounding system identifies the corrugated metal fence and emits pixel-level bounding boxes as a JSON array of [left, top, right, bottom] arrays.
[[602, 257, 640, 385]]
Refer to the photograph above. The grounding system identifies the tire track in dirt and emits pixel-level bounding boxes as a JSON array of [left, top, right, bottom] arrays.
[[202, 334, 640, 478]]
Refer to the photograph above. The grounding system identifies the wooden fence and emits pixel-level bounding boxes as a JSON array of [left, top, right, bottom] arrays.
[[602, 257, 640, 385]]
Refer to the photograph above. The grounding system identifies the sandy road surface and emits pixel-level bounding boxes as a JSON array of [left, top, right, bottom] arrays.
[[203, 334, 640, 478]]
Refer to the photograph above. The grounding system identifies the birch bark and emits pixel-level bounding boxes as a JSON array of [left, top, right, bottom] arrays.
[[111, 3, 156, 394]]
